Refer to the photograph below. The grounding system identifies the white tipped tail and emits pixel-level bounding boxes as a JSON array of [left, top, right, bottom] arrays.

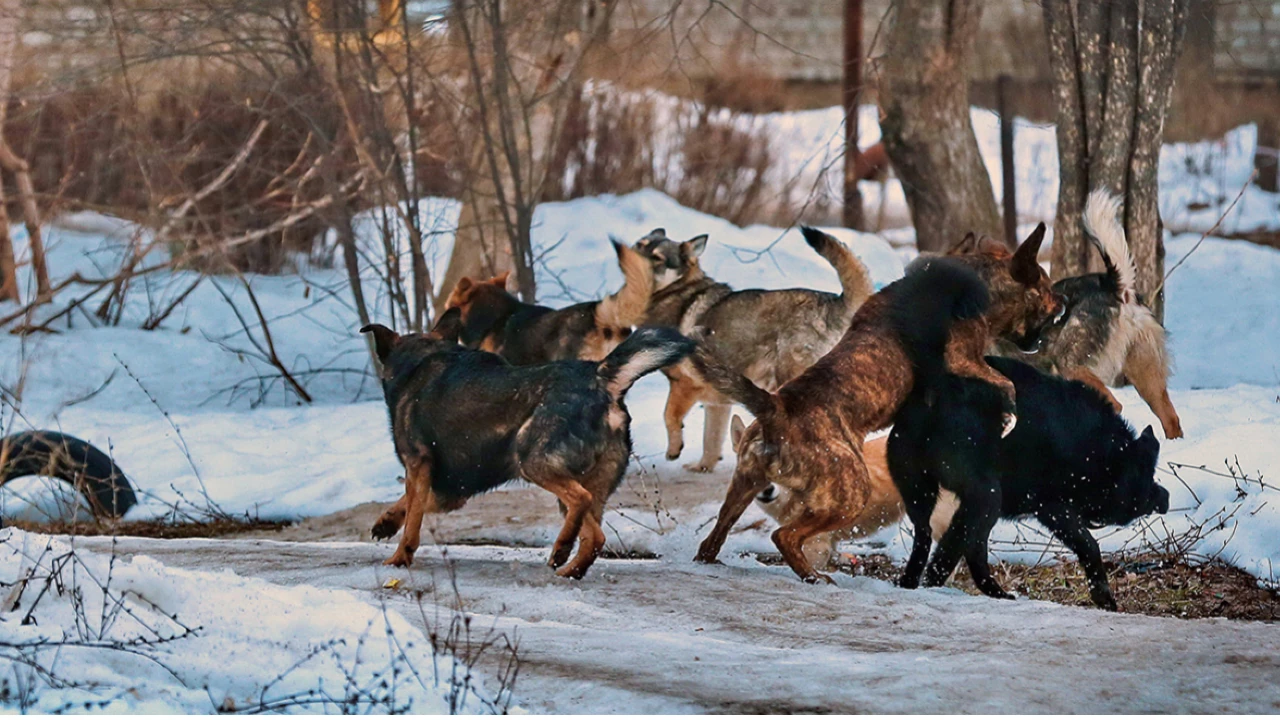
[[1083, 190, 1137, 304]]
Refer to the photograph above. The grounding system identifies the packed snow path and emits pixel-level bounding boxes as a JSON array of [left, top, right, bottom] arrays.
[[78, 536, 1280, 713]]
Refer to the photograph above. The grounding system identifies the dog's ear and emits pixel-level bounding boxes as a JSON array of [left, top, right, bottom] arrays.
[[445, 277, 474, 309], [490, 271, 512, 289], [428, 307, 464, 342], [1138, 425, 1159, 449], [1011, 222, 1048, 286], [730, 415, 747, 450], [360, 323, 400, 362], [683, 234, 708, 259], [947, 232, 978, 255]]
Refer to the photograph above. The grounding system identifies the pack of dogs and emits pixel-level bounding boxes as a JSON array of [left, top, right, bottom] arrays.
[[362, 189, 1177, 611]]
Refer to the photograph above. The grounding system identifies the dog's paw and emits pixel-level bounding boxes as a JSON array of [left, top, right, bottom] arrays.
[[547, 543, 574, 570], [683, 459, 719, 473], [1163, 419, 1184, 440], [693, 548, 722, 565], [555, 562, 590, 580], [802, 572, 836, 586], [371, 516, 401, 541], [665, 441, 683, 461], [383, 549, 414, 568], [1092, 590, 1119, 611], [1001, 413, 1018, 438]]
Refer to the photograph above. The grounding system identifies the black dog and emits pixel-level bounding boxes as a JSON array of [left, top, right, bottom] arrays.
[[887, 355, 1170, 610], [361, 309, 693, 579]]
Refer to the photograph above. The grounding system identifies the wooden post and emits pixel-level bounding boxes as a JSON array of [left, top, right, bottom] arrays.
[[842, 0, 865, 231], [997, 73, 1017, 249]]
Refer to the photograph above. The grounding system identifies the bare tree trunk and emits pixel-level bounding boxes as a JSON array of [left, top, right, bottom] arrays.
[[1044, 0, 1189, 322], [1129, 0, 1188, 321], [0, 0, 42, 303], [879, 0, 1000, 252]]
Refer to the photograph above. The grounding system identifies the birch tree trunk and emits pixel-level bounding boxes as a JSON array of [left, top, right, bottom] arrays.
[[879, 0, 1001, 252], [1044, 0, 1189, 321]]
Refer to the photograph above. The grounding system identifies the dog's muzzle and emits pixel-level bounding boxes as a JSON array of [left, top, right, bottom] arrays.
[[757, 485, 779, 503], [1152, 485, 1171, 515]]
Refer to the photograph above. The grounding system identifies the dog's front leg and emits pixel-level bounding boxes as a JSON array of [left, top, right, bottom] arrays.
[[372, 491, 408, 540], [1040, 510, 1117, 611], [687, 402, 731, 473], [695, 469, 772, 563]]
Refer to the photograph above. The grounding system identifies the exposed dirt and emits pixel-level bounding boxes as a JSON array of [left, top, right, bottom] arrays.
[[5, 517, 291, 539]]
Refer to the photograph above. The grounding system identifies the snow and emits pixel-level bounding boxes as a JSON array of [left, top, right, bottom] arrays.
[[0, 529, 509, 713], [60, 535, 1280, 714]]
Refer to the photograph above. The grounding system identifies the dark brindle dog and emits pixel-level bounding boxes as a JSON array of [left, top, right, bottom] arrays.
[[689, 258, 1040, 583], [633, 227, 874, 472], [444, 240, 653, 364], [361, 310, 693, 578], [888, 355, 1170, 610], [986, 190, 1183, 439]]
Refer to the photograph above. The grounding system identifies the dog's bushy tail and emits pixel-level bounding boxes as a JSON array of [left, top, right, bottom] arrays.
[[800, 226, 874, 314], [1083, 189, 1137, 304], [687, 343, 778, 419], [595, 240, 655, 329], [598, 327, 695, 400], [889, 256, 991, 386]]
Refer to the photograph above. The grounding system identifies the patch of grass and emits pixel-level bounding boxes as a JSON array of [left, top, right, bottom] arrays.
[[750, 551, 1280, 622]]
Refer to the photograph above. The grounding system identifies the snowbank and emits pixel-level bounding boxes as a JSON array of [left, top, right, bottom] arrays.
[[0, 529, 509, 713]]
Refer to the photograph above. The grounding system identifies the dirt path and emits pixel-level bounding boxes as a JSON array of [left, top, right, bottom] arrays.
[[77, 534, 1280, 714]]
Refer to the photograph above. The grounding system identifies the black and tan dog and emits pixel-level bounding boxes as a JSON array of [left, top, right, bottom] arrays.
[[889, 355, 1170, 611], [633, 227, 874, 472], [361, 310, 693, 578], [444, 240, 653, 364], [689, 258, 1042, 583], [986, 190, 1183, 439]]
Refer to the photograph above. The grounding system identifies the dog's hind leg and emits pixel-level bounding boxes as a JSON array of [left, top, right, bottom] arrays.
[[559, 500, 607, 579], [686, 401, 731, 473], [662, 369, 702, 461], [1039, 510, 1118, 610], [527, 473, 595, 571], [1125, 334, 1182, 439], [385, 461, 431, 567], [898, 488, 940, 589], [694, 467, 772, 563]]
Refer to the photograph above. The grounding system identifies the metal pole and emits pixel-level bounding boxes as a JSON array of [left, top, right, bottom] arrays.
[[997, 73, 1017, 248], [843, 0, 864, 231]]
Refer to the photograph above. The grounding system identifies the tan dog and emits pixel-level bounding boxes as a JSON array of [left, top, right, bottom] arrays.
[[753, 435, 957, 570], [444, 240, 653, 365]]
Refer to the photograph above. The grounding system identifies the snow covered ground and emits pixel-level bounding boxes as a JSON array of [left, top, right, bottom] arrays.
[[0, 529, 510, 713], [0, 103, 1278, 711]]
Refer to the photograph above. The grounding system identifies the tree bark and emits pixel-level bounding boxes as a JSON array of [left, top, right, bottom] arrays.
[[1044, 0, 1189, 323], [880, 0, 1001, 252]]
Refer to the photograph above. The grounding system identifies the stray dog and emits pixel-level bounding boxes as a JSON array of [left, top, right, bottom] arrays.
[[633, 226, 874, 471], [690, 257, 1039, 583], [361, 310, 693, 577], [443, 240, 653, 364], [944, 223, 1065, 354], [989, 190, 1183, 439], [888, 355, 1170, 610], [754, 435, 957, 570]]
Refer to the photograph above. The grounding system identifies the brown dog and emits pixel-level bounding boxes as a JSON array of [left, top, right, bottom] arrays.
[[443, 240, 653, 364], [690, 257, 1039, 583], [753, 435, 957, 570]]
